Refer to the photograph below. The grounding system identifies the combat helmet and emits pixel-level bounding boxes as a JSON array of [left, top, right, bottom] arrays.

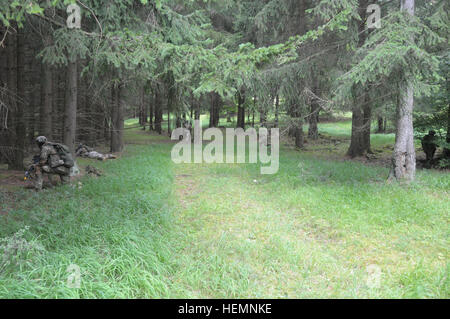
[[36, 136, 47, 146]]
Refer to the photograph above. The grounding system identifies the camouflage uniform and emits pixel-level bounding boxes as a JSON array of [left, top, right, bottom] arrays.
[[421, 130, 438, 162], [34, 136, 70, 191]]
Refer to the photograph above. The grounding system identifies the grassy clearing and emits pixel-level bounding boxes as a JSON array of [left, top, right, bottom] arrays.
[[0, 119, 448, 298], [172, 148, 448, 298]]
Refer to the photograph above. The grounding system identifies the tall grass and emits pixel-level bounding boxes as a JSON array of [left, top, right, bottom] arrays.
[[0, 144, 181, 298]]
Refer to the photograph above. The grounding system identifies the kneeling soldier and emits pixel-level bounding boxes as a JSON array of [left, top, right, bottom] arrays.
[[421, 130, 438, 163], [34, 136, 70, 191]]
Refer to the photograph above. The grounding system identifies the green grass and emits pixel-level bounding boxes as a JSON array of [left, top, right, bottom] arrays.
[[171, 148, 449, 298], [0, 119, 448, 298], [0, 142, 180, 298]]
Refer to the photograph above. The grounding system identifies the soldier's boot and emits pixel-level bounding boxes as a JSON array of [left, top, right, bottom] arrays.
[[47, 174, 57, 187], [60, 174, 70, 185], [34, 167, 43, 191]]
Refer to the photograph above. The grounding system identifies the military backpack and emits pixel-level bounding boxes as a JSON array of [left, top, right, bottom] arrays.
[[49, 143, 75, 168]]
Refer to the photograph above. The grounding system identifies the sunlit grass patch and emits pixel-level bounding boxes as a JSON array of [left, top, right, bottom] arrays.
[[172, 144, 449, 298]]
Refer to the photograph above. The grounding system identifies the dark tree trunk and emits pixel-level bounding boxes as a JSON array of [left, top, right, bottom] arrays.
[[209, 92, 220, 128], [93, 102, 103, 145], [275, 95, 280, 128], [260, 107, 267, 127], [84, 78, 94, 145], [194, 94, 200, 120], [40, 62, 53, 138], [64, 60, 78, 154], [252, 96, 256, 127], [237, 91, 245, 129], [0, 28, 6, 164], [13, 28, 26, 169], [363, 101, 372, 153], [77, 63, 89, 143], [55, 68, 65, 141], [444, 78, 450, 159], [295, 120, 304, 149], [308, 100, 319, 140], [25, 32, 38, 144], [104, 116, 110, 142], [154, 84, 163, 134], [377, 116, 385, 133], [111, 81, 124, 152], [6, 27, 20, 169], [149, 85, 154, 131], [167, 109, 171, 135], [140, 85, 146, 130], [347, 0, 372, 157], [347, 97, 366, 157]]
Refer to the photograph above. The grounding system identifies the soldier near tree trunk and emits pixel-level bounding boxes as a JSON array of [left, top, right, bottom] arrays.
[[33, 136, 72, 191], [421, 130, 438, 163]]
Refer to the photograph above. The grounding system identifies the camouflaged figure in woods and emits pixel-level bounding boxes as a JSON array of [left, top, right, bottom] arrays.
[[75, 144, 117, 161], [421, 130, 438, 162], [33, 136, 71, 190]]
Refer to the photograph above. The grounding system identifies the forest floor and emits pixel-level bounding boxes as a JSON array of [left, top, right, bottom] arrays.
[[0, 117, 448, 298]]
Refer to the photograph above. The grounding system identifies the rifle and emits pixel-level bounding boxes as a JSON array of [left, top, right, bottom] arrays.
[[24, 155, 40, 181]]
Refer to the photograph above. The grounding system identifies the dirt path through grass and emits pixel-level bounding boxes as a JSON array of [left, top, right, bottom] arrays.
[[172, 162, 360, 298]]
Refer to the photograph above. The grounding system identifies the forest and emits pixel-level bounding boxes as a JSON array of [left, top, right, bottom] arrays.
[[0, 0, 449, 299]]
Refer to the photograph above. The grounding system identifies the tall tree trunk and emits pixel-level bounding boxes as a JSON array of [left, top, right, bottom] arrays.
[[140, 85, 146, 130], [362, 101, 372, 153], [209, 93, 215, 128], [237, 90, 245, 129], [444, 78, 450, 159], [64, 60, 78, 154], [77, 62, 88, 143], [295, 118, 304, 149], [347, 95, 366, 157], [252, 96, 256, 127], [210, 92, 220, 128], [391, 83, 416, 181], [260, 110, 267, 127], [275, 94, 279, 128], [14, 27, 26, 169], [111, 81, 124, 152], [25, 32, 37, 144], [308, 89, 319, 141], [167, 109, 171, 135], [154, 83, 163, 134], [6, 27, 19, 169], [40, 62, 53, 138], [308, 107, 319, 140], [390, 0, 416, 182], [347, 0, 372, 157], [54, 68, 65, 141], [0, 27, 7, 164], [84, 79, 94, 145], [149, 85, 154, 131]]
